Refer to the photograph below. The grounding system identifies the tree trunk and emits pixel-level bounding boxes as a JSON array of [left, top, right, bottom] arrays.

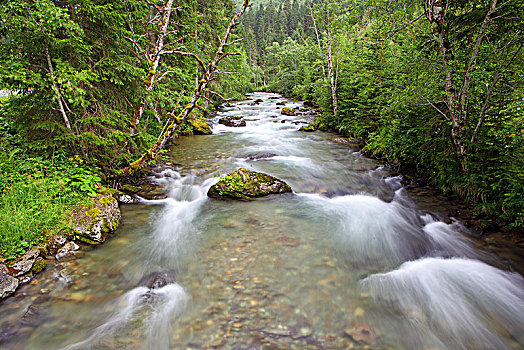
[[325, 7, 338, 116], [45, 45, 71, 130], [121, 0, 252, 176], [129, 0, 176, 136]]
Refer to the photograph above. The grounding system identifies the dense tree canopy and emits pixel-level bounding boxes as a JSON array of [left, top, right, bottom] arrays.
[[0, 0, 522, 233], [0, 0, 251, 169], [240, 0, 523, 226]]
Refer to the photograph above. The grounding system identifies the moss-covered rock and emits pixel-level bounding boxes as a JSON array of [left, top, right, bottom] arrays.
[[299, 117, 329, 132], [299, 125, 316, 132], [208, 168, 292, 200], [190, 118, 212, 135], [281, 108, 296, 116], [71, 194, 121, 245], [31, 257, 47, 275]]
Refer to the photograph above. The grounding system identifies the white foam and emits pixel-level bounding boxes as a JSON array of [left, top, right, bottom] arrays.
[[361, 257, 524, 349]]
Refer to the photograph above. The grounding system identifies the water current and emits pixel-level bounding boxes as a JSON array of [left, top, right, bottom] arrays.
[[1, 93, 523, 349]]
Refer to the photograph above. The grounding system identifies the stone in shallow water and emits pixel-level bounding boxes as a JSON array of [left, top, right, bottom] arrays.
[[55, 241, 79, 261], [208, 168, 292, 200], [138, 270, 177, 289], [10, 249, 40, 277], [272, 236, 299, 247], [246, 153, 277, 161], [344, 323, 376, 344], [0, 264, 18, 299], [219, 117, 246, 127]]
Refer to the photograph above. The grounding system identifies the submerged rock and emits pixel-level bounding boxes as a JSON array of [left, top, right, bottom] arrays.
[[246, 153, 277, 161], [208, 168, 292, 200], [344, 323, 376, 344], [219, 117, 246, 127], [0, 264, 18, 300], [138, 270, 177, 289]]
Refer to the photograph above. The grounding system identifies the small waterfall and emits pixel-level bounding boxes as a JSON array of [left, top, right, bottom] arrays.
[[137, 169, 217, 273]]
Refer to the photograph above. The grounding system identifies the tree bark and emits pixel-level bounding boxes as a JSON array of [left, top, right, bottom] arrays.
[[121, 0, 251, 176], [129, 0, 176, 136], [326, 22, 338, 116], [45, 45, 71, 130], [308, 2, 327, 81]]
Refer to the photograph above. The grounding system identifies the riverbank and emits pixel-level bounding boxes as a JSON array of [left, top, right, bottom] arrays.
[[1, 92, 523, 349]]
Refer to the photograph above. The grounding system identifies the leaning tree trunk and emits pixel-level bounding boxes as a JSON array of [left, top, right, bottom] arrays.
[[45, 44, 71, 130], [121, 0, 252, 176], [129, 0, 177, 136]]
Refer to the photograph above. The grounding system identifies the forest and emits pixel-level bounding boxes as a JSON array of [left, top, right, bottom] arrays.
[[0, 0, 523, 258], [1, 1, 524, 349]]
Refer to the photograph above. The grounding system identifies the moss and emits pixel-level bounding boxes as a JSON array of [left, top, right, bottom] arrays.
[[122, 184, 141, 193], [299, 125, 316, 132], [31, 257, 47, 274], [86, 207, 101, 219], [208, 168, 291, 200], [100, 187, 124, 196], [191, 119, 212, 135], [99, 196, 114, 205], [76, 234, 100, 245], [112, 218, 120, 230], [281, 108, 295, 113]]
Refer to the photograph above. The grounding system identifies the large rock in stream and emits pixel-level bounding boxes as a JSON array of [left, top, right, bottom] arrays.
[[70, 194, 121, 245], [208, 168, 292, 200]]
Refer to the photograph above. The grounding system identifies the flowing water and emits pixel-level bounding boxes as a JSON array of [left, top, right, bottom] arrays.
[[1, 93, 523, 349]]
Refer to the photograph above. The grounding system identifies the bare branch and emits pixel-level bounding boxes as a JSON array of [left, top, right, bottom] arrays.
[[121, 0, 252, 176], [374, 75, 449, 120]]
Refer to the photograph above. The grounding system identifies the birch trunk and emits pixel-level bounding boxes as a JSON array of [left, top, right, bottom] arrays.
[[121, 0, 251, 176], [45, 45, 71, 130], [129, 0, 175, 136]]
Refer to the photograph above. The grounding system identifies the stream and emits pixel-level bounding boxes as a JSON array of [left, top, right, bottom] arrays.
[[1, 93, 523, 349]]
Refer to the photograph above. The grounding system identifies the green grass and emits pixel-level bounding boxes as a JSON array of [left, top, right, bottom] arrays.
[[0, 173, 70, 259], [0, 152, 102, 260]]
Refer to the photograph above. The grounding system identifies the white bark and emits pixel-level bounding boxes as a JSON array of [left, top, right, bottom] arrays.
[[45, 45, 71, 130]]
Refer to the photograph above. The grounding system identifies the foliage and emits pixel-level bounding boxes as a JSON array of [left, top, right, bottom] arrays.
[[0, 151, 103, 259], [242, 0, 524, 227]]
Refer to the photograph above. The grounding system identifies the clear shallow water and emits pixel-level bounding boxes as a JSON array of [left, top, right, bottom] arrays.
[[1, 93, 523, 349]]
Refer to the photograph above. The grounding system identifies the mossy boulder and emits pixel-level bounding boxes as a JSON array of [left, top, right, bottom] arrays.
[[190, 118, 212, 135], [281, 108, 296, 116], [71, 194, 121, 245], [299, 124, 316, 132], [208, 168, 292, 200], [299, 117, 329, 132], [31, 257, 47, 275]]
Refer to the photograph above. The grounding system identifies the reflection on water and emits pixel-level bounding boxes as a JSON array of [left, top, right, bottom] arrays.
[[1, 93, 523, 349]]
